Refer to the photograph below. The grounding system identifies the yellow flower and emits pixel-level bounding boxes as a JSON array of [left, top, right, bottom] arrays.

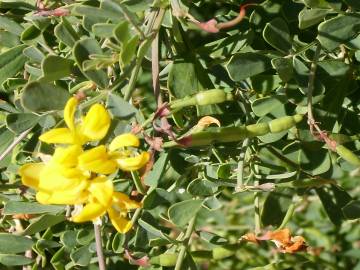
[[79, 133, 150, 173], [19, 97, 146, 234], [71, 181, 141, 234], [39, 97, 111, 145], [19, 145, 90, 205]]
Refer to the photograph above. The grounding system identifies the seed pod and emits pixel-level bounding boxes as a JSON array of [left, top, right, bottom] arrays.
[[195, 89, 233, 106], [170, 89, 233, 109], [246, 122, 270, 137], [335, 145, 360, 166], [212, 246, 236, 260], [159, 253, 178, 267], [164, 114, 304, 148], [268, 115, 303, 133]]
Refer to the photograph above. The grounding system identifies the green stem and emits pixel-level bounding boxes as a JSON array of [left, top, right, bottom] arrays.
[[0, 128, 31, 163], [123, 8, 166, 101], [236, 138, 250, 191], [211, 147, 224, 163], [277, 203, 296, 230], [131, 208, 142, 225], [79, 91, 109, 110], [124, 62, 142, 101], [131, 171, 146, 195], [94, 224, 106, 270], [118, 3, 145, 39], [174, 216, 196, 270], [253, 164, 261, 235], [307, 43, 321, 127]]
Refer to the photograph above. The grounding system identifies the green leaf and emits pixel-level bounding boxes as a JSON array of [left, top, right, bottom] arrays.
[[316, 187, 344, 226], [0, 233, 34, 253], [23, 46, 45, 63], [120, 35, 139, 67], [343, 200, 360, 219], [263, 18, 292, 53], [113, 21, 131, 45], [303, 0, 327, 8], [6, 113, 40, 133], [168, 62, 202, 98], [73, 38, 109, 88], [0, 30, 20, 48], [70, 245, 92, 266], [20, 25, 41, 41], [76, 229, 95, 245], [271, 58, 293, 82], [54, 17, 79, 47], [0, 45, 26, 91], [0, 127, 15, 168], [112, 233, 125, 253], [251, 95, 287, 117], [226, 52, 272, 82], [0, 254, 33, 266], [168, 199, 203, 227], [40, 55, 74, 82], [298, 8, 330, 29], [143, 188, 173, 209], [202, 196, 222, 211], [318, 14, 360, 51], [187, 179, 218, 196], [144, 152, 168, 187], [73, 2, 122, 22], [92, 23, 117, 38], [107, 93, 137, 119], [138, 217, 172, 241], [198, 231, 227, 245], [22, 214, 66, 235], [21, 81, 70, 113], [61, 231, 78, 249], [261, 192, 291, 227], [0, 16, 24, 35], [3, 201, 64, 215]]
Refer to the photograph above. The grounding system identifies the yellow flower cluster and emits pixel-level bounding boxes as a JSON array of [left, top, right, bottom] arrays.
[[19, 97, 150, 233]]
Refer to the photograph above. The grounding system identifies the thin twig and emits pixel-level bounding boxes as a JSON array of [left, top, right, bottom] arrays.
[[307, 43, 321, 132], [152, 33, 162, 105], [306, 44, 336, 150], [0, 128, 32, 162], [118, 2, 145, 39], [124, 8, 166, 101], [174, 216, 196, 270], [253, 165, 261, 235], [94, 224, 106, 270], [236, 138, 250, 191]]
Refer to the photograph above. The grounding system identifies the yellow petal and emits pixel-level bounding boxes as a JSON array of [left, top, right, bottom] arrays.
[[117, 152, 150, 171], [19, 163, 44, 189], [88, 176, 114, 207], [71, 201, 107, 222], [78, 145, 118, 174], [107, 208, 132, 233], [39, 128, 76, 144], [36, 188, 89, 205], [109, 133, 140, 151], [112, 192, 141, 211], [81, 104, 110, 141], [64, 97, 78, 131], [51, 145, 83, 168], [39, 166, 87, 192], [36, 191, 51, 204]]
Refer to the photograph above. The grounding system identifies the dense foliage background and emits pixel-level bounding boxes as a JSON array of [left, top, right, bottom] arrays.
[[1, 0, 360, 269]]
